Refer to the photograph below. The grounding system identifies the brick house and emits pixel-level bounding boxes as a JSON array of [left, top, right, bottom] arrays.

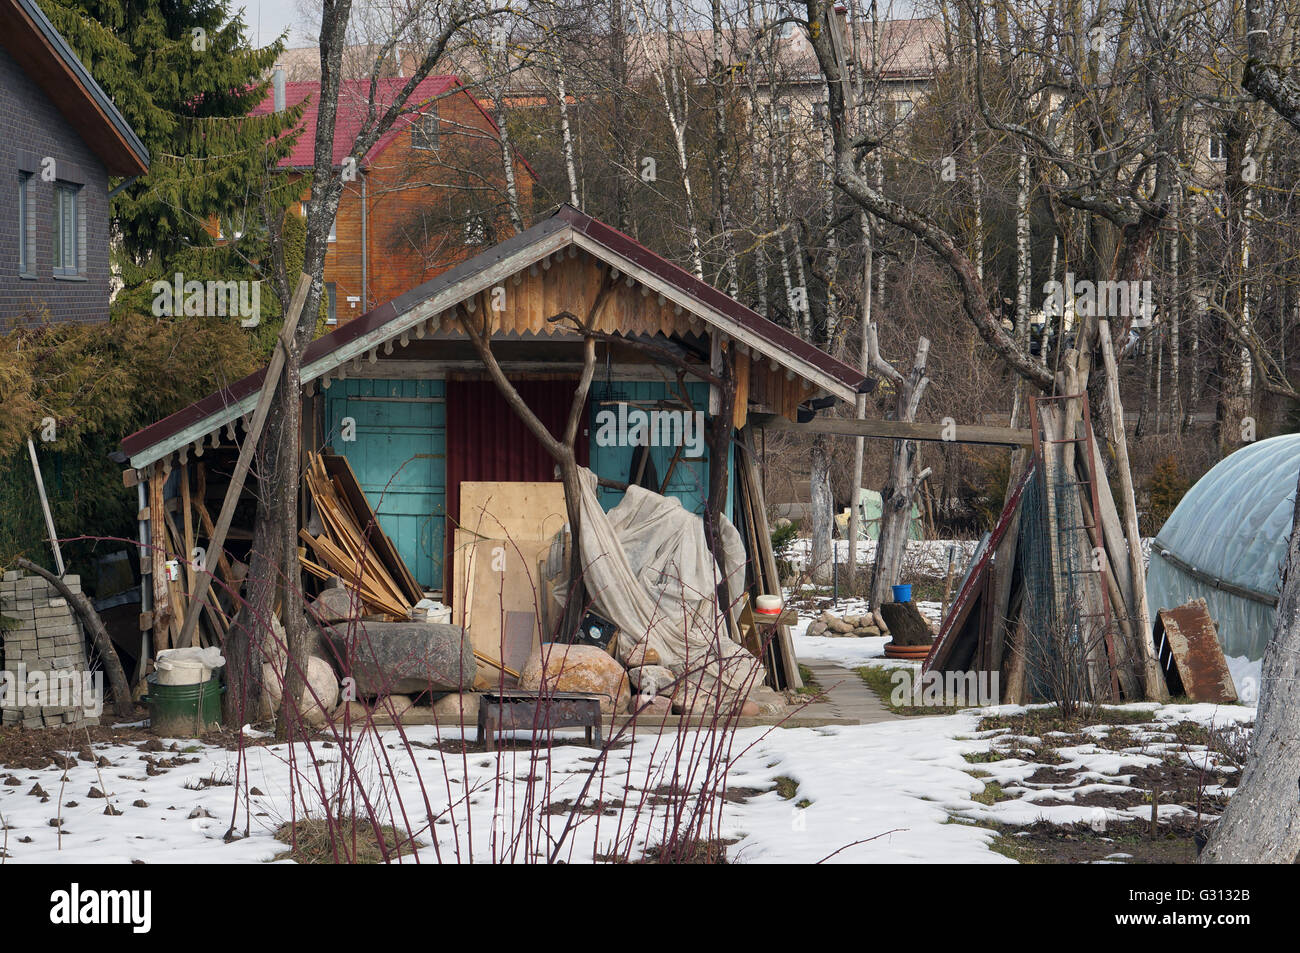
[[0, 0, 149, 329], [246, 73, 537, 325]]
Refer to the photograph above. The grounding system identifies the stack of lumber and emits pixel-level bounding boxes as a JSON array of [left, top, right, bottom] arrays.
[[152, 463, 234, 652], [298, 453, 418, 620], [925, 391, 1166, 704]]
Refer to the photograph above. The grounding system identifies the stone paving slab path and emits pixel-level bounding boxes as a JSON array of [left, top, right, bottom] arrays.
[[801, 660, 902, 724]]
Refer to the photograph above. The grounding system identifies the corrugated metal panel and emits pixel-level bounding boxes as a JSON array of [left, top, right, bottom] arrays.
[[444, 379, 589, 586]]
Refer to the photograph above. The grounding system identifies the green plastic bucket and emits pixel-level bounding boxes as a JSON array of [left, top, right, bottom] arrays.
[[144, 674, 225, 737]]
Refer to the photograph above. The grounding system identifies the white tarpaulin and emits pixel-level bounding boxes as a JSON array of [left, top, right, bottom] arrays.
[[559, 468, 761, 697]]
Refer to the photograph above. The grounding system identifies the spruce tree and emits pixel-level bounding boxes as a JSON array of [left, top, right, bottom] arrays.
[[39, 0, 304, 267]]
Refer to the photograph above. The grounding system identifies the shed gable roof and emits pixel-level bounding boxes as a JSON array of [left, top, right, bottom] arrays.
[[121, 205, 865, 470]]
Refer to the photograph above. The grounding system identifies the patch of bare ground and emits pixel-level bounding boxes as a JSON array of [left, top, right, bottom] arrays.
[[542, 797, 625, 817], [982, 817, 1205, 864]]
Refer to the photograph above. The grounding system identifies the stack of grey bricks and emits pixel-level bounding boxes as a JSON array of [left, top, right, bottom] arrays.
[[1, 570, 93, 728]]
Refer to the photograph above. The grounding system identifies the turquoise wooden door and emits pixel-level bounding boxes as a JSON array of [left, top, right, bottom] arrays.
[[588, 381, 731, 518], [324, 379, 446, 589]]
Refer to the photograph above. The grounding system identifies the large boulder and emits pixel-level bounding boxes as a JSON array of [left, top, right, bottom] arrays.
[[308, 581, 361, 624], [626, 664, 675, 695], [373, 694, 417, 721], [667, 675, 759, 717], [431, 691, 480, 722], [320, 621, 476, 695], [518, 643, 630, 715], [263, 656, 340, 726]]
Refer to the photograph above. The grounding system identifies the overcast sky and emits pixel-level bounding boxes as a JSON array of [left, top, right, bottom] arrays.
[[245, 0, 310, 48]]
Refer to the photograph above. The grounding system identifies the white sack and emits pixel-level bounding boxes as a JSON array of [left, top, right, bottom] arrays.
[[155, 647, 225, 685]]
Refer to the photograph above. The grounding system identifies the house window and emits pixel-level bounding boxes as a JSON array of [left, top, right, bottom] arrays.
[[411, 108, 440, 150], [1208, 134, 1227, 161], [52, 184, 82, 276], [17, 173, 34, 275], [325, 282, 337, 324], [894, 99, 914, 122]]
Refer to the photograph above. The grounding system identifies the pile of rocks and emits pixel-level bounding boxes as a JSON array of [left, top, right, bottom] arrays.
[[805, 610, 882, 639], [518, 642, 787, 718]]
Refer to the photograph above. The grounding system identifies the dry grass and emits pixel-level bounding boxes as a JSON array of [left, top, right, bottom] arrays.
[[272, 817, 425, 864]]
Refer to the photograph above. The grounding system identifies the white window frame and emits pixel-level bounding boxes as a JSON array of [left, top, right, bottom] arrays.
[[17, 173, 34, 275]]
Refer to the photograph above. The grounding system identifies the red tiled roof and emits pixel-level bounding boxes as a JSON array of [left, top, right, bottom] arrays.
[[251, 75, 460, 168]]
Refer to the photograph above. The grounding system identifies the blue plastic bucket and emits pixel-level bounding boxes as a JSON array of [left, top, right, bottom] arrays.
[[891, 584, 912, 603]]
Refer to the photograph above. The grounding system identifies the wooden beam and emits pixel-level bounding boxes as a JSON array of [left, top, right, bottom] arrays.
[[1099, 320, 1169, 702], [750, 413, 1033, 447], [148, 461, 170, 654]]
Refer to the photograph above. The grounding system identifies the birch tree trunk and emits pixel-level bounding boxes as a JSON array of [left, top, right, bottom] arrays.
[[869, 338, 932, 622], [493, 89, 524, 232], [711, 0, 739, 296], [809, 436, 835, 584], [554, 53, 580, 207]]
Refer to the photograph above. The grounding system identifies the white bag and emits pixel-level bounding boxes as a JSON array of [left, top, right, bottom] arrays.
[[155, 647, 226, 686]]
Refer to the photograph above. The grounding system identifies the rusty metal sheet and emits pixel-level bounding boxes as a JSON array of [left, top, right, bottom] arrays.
[[1154, 599, 1238, 703]]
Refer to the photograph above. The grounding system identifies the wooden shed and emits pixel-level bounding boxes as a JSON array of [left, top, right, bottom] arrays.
[[120, 205, 868, 689]]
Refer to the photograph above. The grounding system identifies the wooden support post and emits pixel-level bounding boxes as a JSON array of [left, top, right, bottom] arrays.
[[180, 463, 196, 619], [26, 438, 65, 576], [1100, 320, 1169, 701], [148, 461, 170, 655]]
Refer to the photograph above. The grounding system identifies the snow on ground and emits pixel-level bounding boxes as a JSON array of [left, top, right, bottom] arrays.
[[0, 716, 1003, 864], [0, 596, 1258, 865], [786, 538, 978, 576], [785, 535, 1159, 575], [0, 693, 1256, 864], [1225, 654, 1262, 701]]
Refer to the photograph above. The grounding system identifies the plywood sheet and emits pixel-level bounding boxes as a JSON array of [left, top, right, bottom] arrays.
[[459, 481, 567, 542], [460, 536, 549, 673]]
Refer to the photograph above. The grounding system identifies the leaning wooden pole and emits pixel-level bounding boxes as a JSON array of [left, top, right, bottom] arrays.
[[174, 274, 312, 651], [1099, 320, 1169, 701], [26, 438, 65, 576]]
